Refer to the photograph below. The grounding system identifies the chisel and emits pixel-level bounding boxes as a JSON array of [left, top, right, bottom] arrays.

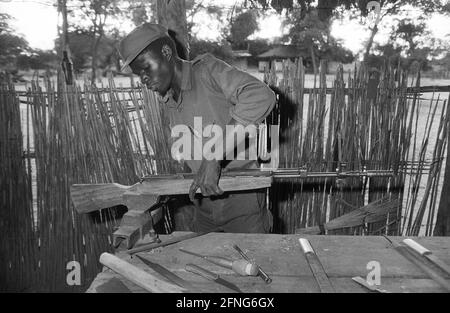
[[135, 254, 197, 291], [402, 239, 450, 277], [185, 263, 243, 293], [233, 244, 272, 284], [299, 238, 335, 293], [383, 236, 450, 292]]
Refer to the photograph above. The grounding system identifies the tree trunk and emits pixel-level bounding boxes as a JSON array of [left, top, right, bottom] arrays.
[[310, 46, 317, 76], [434, 130, 450, 236], [59, 0, 73, 85], [91, 36, 101, 83], [364, 24, 378, 62], [156, 0, 189, 60]]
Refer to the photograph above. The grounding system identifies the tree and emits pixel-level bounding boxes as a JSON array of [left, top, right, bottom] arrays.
[[247, 0, 442, 61], [286, 9, 326, 74], [394, 19, 425, 52], [16, 50, 58, 71], [284, 8, 353, 73], [55, 30, 119, 74], [128, 0, 157, 26], [156, 0, 189, 60], [358, 0, 441, 60], [0, 13, 31, 70], [227, 10, 259, 50], [370, 17, 441, 72], [186, 0, 223, 40], [189, 39, 233, 63], [69, 0, 122, 81]]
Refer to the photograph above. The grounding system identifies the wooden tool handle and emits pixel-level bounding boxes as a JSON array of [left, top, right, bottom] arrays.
[[403, 239, 431, 255], [185, 264, 218, 281], [299, 238, 315, 254], [99, 253, 185, 293], [232, 259, 259, 276]]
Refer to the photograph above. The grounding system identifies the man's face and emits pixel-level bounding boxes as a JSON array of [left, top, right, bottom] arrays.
[[129, 48, 173, 96]]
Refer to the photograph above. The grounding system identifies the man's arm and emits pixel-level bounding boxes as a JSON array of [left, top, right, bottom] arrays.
[[188, 56, 276, 201]]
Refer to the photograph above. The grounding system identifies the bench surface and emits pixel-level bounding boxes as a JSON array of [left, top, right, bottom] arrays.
[[87, 232, 450, 293]]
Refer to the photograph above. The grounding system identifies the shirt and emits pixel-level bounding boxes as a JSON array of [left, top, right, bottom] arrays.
[[159, 53, 276, 173]]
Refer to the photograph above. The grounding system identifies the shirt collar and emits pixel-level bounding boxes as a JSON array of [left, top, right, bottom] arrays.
[[158, 59, 192, 108], [180, 59, 193, 91]]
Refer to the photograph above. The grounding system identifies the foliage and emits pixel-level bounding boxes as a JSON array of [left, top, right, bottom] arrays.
[[248, 39, 272, 57], [0, 13, 31, 70], [248, 0, 372, 17], [68, 0, 122, 80], [285, 9, 354, 64], [55, 30, 120, 73], [186, 0, 224, 41], [128, 0, 157, 26], [16, 50, 58, 71], [228, 10, 259, 49], [369, 17, 442, 72], [189, 39, 234, 63], [248, 0, 441, 16]]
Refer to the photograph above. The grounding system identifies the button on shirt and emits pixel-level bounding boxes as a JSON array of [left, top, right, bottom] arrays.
[[159, 53, 276, 173]]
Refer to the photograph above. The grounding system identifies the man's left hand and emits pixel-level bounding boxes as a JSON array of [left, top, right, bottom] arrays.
[[189, 159, 224, 202]]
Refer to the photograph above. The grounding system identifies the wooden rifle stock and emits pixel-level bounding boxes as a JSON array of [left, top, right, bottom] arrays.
[[70, 174, 273, 214]]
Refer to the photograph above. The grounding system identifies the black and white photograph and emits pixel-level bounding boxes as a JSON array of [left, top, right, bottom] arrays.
[[1, 0, 450, 300]]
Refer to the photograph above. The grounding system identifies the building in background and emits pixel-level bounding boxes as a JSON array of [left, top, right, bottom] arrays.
[[257, 45, 305, 72], [231, 49, 252, 70]]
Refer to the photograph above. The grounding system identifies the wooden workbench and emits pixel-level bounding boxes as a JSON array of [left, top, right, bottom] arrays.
[[87, 232, 450, 293]]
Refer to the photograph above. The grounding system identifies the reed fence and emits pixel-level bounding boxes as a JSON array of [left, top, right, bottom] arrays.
[[264, 59, 448, 235]]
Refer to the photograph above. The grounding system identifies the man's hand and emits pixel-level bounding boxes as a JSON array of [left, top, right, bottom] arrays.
[[189, 159, 224, 202]]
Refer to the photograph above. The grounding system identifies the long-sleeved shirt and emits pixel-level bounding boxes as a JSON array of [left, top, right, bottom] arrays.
[[159, 53, 276, 173]]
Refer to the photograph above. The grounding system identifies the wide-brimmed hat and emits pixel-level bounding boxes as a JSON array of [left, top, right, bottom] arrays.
[[118, 23, 169, 72]]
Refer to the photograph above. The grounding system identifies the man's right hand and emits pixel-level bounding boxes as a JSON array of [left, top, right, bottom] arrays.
[[189, 159, 224, 202]]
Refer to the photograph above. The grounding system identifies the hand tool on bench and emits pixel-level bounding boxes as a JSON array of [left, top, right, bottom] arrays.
[[127, 229, 220, 254], [402, 238, 450, 277], [351, 276, 390, 293], [71, 169, 396, 249], [299, 238, 335, 293], [99, 252, 186, 293], [179, 248, 258, 276], [135, 254, 198, 291], [233, 244, 272, 284], [185, 263, 243, 293], [383, 236, 450, 292]]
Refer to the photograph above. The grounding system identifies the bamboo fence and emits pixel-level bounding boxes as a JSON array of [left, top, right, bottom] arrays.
[[0, 73, 182, 292], [264, 59, 448, 235], [0, 58, 448, 291]]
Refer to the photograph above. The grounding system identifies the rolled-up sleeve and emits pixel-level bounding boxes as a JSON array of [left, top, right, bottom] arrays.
[[205, 56, 276, 126]]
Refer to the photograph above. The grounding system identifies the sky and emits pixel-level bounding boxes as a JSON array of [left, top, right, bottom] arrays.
[[1, 0, 450, 57]]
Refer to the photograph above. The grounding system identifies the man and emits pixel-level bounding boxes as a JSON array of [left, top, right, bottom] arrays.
[[118, 23, 276, 233]]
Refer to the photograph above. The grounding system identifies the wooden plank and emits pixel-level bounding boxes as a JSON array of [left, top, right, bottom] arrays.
[[305, 236, 450, 278]]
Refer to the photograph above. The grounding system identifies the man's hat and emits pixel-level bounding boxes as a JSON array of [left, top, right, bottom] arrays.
[[118, 23, 169, 72]]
